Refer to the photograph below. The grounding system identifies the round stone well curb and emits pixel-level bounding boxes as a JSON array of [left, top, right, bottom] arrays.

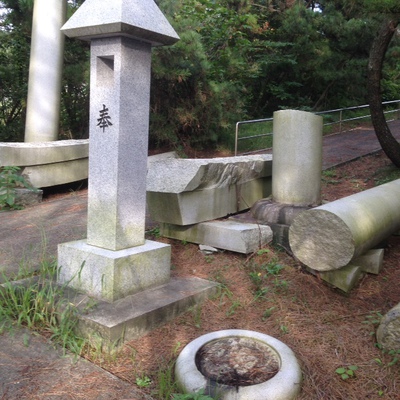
[[175, 329, 302, 400]]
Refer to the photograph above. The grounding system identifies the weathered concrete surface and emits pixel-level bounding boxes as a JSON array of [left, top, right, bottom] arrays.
[[289, 179, 400, 271], [377, 303, 400, 352], [147, 155, 272, 225], [161, 220, 273, 254]]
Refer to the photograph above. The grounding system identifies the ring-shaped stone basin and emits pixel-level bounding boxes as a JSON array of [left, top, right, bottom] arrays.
[[175, 329, 302, 400]]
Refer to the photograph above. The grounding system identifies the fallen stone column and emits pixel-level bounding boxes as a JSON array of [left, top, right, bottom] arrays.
[[289, 179, 400, 271]]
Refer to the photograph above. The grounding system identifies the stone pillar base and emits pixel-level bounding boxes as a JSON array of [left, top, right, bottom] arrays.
[[58, 239, 171, 303]]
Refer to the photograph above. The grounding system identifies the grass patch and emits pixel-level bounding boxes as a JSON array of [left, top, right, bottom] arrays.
[[0, 259, 86, 355]]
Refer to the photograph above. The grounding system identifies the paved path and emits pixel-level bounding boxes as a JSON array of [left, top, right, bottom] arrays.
[[322, 120, 400, 169], [1, 120, 399, 399]]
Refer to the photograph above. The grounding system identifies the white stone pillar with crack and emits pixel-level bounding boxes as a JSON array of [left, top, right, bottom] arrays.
[[57, 0, 180, 303], [25, 0, 67, 142], [272, 109, 323, 206]]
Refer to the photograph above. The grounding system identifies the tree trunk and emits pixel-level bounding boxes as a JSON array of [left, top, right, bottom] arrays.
[[368, 16, 400, 167]]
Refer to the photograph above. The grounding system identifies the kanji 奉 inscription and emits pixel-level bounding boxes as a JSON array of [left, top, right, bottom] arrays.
[[97, 104, 113, 132]]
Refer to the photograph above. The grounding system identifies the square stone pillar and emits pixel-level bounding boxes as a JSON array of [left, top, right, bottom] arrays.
[[87, 37, 151, 250]]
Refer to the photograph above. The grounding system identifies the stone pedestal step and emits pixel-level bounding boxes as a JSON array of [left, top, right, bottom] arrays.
[[63, 277, 218, 347]]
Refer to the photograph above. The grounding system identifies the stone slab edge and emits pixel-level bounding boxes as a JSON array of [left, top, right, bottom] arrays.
[[161, 220, 273, 254], [62, 277, 218, 346]]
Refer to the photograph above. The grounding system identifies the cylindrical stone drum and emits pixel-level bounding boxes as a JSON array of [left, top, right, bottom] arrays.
[[272, 110, 323, 206], [289, 179, 400, 271]]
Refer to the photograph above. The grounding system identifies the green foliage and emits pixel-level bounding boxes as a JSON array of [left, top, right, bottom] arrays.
[[247, 256, 288, 303], [374, 341, 400, 367], [135, 375, 152, 387], [0, 166, 36, 210], [335, 365, 358, 380], [1, 0, 399, 152]]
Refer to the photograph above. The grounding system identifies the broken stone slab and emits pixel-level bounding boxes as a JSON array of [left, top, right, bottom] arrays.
[[352, 249, 384, 275], [289, 179, 400, 271], [376, 303, 400, 352], [319, 264, 364, 293], [147, 155, 273, 225], [160, 220, 273, 254]]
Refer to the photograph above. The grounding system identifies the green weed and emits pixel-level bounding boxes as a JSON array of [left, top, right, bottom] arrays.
[[136, 375, 152, 387], [262, 306, 275, 320], [246, 258, 288, 298], [145, 226, 161, 238], [335, 365, 358, 380]]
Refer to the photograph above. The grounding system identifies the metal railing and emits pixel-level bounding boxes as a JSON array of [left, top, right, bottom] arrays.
[[234, 100, 400, 156]]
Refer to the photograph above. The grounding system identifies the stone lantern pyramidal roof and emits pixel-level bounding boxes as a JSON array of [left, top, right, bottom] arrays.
[[61, 0, 179, 46]]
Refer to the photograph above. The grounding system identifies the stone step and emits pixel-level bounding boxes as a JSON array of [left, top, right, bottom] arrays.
[[63, 277, 218, 347]]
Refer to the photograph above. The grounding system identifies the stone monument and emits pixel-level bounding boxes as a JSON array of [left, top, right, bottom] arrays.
[[57, 0, 216, 343], [25, 0, 67, 142]]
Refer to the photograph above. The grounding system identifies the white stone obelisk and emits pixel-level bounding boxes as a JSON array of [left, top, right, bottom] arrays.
[[24, 0, 67, 142], [57, 0, 180, 302]]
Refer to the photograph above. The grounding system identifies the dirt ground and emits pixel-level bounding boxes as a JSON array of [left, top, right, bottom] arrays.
[[74, 150, 400, 400]]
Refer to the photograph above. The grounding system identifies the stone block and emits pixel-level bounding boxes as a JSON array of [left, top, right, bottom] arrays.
[[377, 302, 400, 352], [352, 249, 384, 275], [0, 140, 89, 166], [21, 158, 88, 188], [58, 239, 171, 303], [147, 155, 273, 225], [319, 264, 364, 293], [161, 220, 273, 254], [14, 188, 43, 207]]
